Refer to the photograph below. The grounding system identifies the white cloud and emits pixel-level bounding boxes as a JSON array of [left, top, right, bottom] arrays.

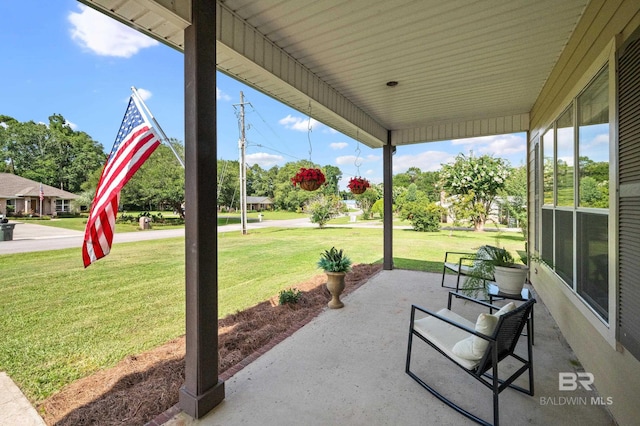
[[393, 150, 454, 173], [0, 122, 7, 129], [335, 154, 379, 165], [336, 155, 356, 165], [65, 120, 78, 130], [592, 133, 609, 145], [135, 87, 152, 101], [246, 152, 283, 168], [330, 142, 348, 150], [557, 156, 574, 166], [451, 134, 526, 160], [217, 88, 231, 101], [68, 5, 158, 58], [279, 114, 320, 132]]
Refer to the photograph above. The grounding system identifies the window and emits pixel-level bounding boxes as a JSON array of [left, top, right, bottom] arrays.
[[538, 66, 609, 321], [555, 210, 573, 285], [577, 213, 608, 321], [556, 107, 574, 207], [6, 199, 16, 213], [55, 199, 70, 213], [543, 128, 554, 205], [578, 68, 609, 208]]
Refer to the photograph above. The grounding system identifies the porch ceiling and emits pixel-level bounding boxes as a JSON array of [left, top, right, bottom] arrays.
[[79, 0, 589, 147]]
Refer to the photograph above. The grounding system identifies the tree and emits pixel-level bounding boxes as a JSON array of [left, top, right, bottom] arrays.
[[398, 183, 443, 232], [371, 199, 385, 219], [401, 201, 444, 232], [440, 153, 510, 231], [393, 168, 441, 202], [499, 165, 527, 237], [0, 114, 105, 192], [320, 165, 342, 196], [306, 194, 344, 228], [354, 183, 381, 219], [217, 159, 240, 210], [580, 176, 608, 208], [273, 160, 338, 211], [120, 141, 185, 214], [247, 164, 278, 199]]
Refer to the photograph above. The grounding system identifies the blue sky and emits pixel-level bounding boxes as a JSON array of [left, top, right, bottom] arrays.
[[1, 1, 527, 189]]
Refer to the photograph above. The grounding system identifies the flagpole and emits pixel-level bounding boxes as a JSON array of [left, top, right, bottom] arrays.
[[39, 183, 43, 219], [130, 86, 185, 169]]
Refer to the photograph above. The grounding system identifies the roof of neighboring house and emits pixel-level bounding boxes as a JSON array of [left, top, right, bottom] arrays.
[[0, 173, 79, 199], [246, 196, 272, 204]]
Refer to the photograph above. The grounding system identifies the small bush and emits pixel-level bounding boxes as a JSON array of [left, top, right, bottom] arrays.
[[402, 202, 444, 232], [56, 212, 81, 218], [279, 288, 301, 305]]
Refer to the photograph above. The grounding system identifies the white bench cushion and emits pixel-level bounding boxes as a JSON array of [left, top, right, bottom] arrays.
[[413, 309, 480, 370]]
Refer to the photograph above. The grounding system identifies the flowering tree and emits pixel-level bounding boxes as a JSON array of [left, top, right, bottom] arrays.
[[306, 194, 344, 228], [440, 153, 510, 231], [354, 184, 381, 219]]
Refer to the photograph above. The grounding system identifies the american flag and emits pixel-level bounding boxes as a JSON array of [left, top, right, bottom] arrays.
[[82, 96, 161, 267], [39, 184, 44, 201]]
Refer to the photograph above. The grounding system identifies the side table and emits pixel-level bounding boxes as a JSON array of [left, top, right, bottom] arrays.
[[487, 283, 535, 345]]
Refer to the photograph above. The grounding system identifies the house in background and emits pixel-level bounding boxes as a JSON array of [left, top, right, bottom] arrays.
[[245, 196, 272, 211], [0, 173, 79, 217]]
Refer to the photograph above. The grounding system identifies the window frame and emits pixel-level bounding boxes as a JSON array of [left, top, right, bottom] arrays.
[[537, 64, 611, 325]]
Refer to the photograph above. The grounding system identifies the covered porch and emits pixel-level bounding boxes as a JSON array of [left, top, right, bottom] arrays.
[[77, 0, 640, 423], [160, 270, 614, 426]]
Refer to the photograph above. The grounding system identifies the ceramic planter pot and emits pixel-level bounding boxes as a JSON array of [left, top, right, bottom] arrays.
[[325, 271, 346, 308], [493, 264, 529, 295]]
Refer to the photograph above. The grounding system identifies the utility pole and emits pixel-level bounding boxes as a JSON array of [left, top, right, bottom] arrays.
[[238, 91, 248, 235]]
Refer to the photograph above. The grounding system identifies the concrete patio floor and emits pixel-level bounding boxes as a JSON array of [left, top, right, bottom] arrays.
[[163, 270, 615, 426]]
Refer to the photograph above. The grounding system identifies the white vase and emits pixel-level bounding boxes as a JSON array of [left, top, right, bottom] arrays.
[[493, 264, 528, 295]]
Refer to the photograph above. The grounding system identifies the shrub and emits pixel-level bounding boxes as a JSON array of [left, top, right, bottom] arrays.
[[401, 202, 444, 232], [278, 288, 301, 305], [306, 194, 343, 228], [56, 212, 81, 218], [371, 199, 385, 219]]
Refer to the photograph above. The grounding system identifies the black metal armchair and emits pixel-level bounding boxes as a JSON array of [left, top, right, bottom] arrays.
[[440, 251, 493, 293], [405, 292, 535, 426]]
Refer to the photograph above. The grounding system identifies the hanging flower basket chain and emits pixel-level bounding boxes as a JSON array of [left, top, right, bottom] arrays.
[[291, 167, 326, 191], [347, 176, 370, 194]]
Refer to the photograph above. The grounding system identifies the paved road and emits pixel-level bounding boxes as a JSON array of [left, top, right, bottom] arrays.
[[0, 217, 318, 255]]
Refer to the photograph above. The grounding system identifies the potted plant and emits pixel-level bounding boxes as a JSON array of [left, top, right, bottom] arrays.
[[317, 247, 352, 308], [347, 176, 371, 194], [291, 167, 326, 191], [463, 245, 529, 297]]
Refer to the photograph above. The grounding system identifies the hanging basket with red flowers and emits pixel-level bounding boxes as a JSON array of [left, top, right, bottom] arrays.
[[291, 167, 326, 191], [347, 176, 371, 194]]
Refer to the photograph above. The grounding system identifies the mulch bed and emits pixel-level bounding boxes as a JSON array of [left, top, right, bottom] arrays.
[[39, 263, 382, 426]]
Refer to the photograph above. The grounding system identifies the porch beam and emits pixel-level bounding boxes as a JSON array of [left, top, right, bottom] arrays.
[[179, 0, 225, 419], [383, 131, 394, 270], [391, 113, 530, 145]]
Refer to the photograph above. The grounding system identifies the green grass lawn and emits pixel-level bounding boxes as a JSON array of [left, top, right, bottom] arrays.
[[0, 226, 524, 403]]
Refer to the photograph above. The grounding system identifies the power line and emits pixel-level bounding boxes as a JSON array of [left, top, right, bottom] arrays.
[[245, 141, 304, 162]]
